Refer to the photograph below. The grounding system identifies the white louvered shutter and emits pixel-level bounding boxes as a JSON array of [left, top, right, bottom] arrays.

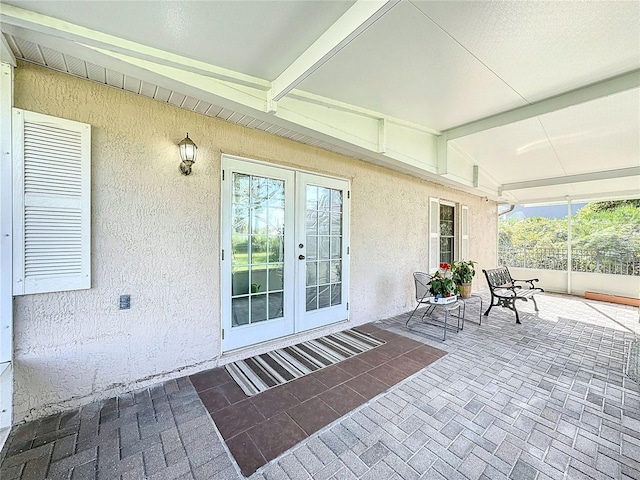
[[428, 197, 440, 273], [460, 204, 469, 260], [13, 109, 91, 295]]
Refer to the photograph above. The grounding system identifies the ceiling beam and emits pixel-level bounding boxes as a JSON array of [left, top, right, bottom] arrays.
[[500, 167, 640, 192], [444, 69, 640, 140], [507, 189, 640, 206], [69, 44, 465, 189], [268, 0, 399, 104], [288, 89, 440, 135], [0, 35, 16, 66]]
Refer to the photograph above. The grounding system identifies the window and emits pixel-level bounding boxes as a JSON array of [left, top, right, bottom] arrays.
[[429, 197, 468, 272], [13, 109, 91, 295], [440, 204, 455, 264]]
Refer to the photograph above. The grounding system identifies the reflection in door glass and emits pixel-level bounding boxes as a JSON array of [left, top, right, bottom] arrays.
[[231, 173, 285, 326], [269, 292, 283, 319], [306, 185, 342, 312], [251, 294, 268, 323], [331, 284, 342, 306]]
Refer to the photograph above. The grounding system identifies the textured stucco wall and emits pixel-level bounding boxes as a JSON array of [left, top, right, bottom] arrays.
[[12, 61, 497, 422]]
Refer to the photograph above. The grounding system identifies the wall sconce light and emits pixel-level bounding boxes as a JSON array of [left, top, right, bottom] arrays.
[[178, 133, 197, 175]]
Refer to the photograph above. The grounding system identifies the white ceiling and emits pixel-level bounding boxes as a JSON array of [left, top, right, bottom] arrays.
[[2, 0, 356, 80], [1, 0, 639, 205]]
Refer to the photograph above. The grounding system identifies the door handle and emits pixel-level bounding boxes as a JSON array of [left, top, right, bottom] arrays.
[[298, 255, 306, 260]]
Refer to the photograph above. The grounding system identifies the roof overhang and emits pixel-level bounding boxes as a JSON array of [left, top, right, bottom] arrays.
[[1, 0, 638, 205]]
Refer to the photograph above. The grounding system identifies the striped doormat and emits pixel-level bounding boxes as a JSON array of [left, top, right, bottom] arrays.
[[225, 328, 386, 396]]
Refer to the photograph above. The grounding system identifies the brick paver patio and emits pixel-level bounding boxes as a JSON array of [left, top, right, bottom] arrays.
[[190, 329, 446, 476], [1, 292, 638, 479]]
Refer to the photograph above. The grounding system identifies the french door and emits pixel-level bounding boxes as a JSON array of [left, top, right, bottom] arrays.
[[221, 156, 350, 351]]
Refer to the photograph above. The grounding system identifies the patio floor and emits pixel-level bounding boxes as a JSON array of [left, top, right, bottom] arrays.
[[190, 329, 447, 476], [1, 292, 639, 480]]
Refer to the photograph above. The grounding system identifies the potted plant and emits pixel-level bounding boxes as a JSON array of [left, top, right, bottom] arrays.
[[452, 260, 476, 298], [430, 263, 456, 300]]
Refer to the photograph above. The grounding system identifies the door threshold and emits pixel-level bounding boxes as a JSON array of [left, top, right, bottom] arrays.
[[220, 319, 349, 361]]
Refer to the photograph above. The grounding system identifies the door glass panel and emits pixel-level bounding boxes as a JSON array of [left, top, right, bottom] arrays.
[[319, 236, 330, 258], [318, 187, 331, 209], [318, 261, 330, 284], [318, 212, 330, 235], [330, 237, 341, 259], [251, 294, 268, 323], [232, 205, 249, 234], [251, 177, 269, 206], [330, 261, 341, 282], [267, 236, 284, 263], [268, 292, 283, 319], [306, 261, 317, 285], [306, 210, 318, 235], [250, 265, 267, 292], [267, 208, 285, 235], [252, 208, 267, 234], [268, 264, 284, 290], [306, 287, 317, 311], [266, 179, 285, 208], [232, 234, 248, 258], [250, 235, 267, 264], [306, 185, 318, 210], [331, 190, 342, 211], [306, 184, 343, 312], [233, 174, 250, 204], [232, 297, 250, 326], [232, 265, 250, 295], [318, 286, 331, 308], [307, 236, 317, 260], [330, 212, 342, 235], [232, 173, 286, 326], [331, 284, 342, 306]]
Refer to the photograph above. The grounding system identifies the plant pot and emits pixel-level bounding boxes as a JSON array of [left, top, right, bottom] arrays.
[[459, 283, 472, 298], [430, 295, 457, 304]]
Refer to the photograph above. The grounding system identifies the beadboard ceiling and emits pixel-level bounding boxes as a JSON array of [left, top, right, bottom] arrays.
[[1, 0, 639, 205]]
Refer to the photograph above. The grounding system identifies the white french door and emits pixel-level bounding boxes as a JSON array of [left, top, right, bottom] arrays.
[[221, 156, 349, 351], [296, 173, 349, 332], [221, 159, 296, 351]]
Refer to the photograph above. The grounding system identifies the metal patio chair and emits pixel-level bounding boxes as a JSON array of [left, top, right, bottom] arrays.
[[406, 272, 435, 325], [406, 271, 462, 341]]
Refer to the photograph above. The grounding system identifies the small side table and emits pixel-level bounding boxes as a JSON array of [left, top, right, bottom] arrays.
[[458, 294, 484, 325]]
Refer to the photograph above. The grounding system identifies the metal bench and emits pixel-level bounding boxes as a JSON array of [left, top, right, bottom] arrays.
[[482, 267, 544, 324]]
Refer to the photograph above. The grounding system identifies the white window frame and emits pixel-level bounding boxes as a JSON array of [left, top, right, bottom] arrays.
[[428, 197, 469, 272], [439, 201, 456, 265], [1, 60, 14, 448]]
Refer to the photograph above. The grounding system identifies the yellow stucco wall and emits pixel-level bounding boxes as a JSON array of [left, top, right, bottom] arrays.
[[12, 61, 497, 421]]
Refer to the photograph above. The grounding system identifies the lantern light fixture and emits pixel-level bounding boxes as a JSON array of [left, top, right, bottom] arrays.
[[178, 133, 197, 175]]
